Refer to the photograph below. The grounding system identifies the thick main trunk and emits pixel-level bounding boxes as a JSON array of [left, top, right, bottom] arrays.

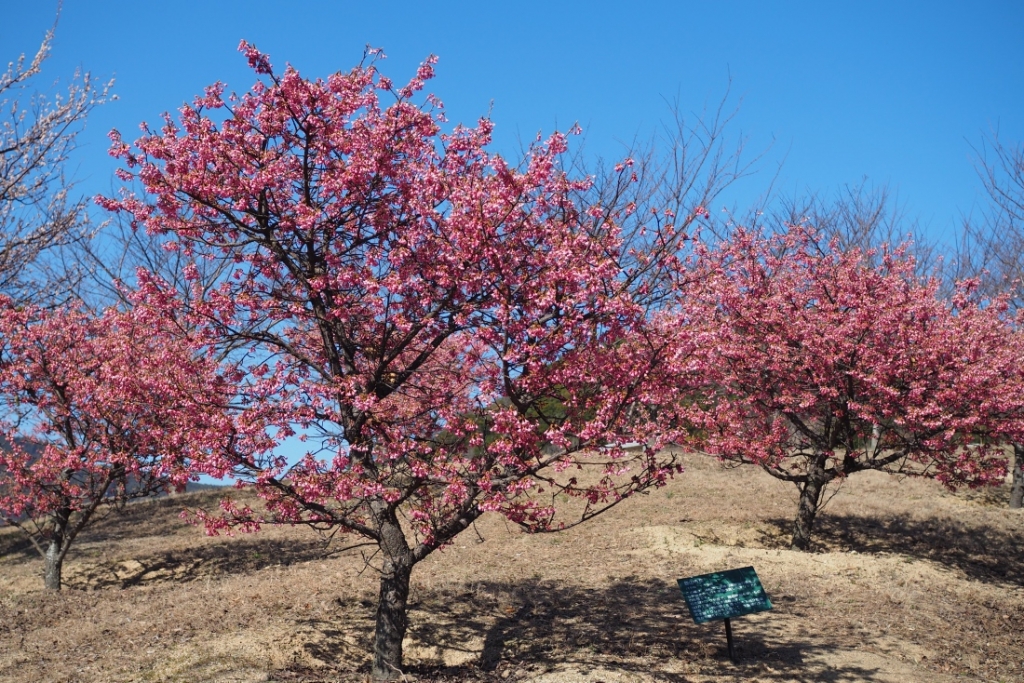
[[1010, 443, 1024, 509], [42, 507, 71, 591], [791, 458, 828, 551], [371, 559, 413, 680], [369, 504, 417, 682], [43, 539, 64, 590]]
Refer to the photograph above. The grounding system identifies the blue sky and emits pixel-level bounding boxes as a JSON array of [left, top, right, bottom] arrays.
[[5, 1, 1023, 247]]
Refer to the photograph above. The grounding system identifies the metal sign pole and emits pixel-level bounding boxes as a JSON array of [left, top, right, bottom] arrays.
[[724, 617, 735, 661]]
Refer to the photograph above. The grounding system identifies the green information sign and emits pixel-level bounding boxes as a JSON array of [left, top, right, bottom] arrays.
[[677, 566, 772, 624]]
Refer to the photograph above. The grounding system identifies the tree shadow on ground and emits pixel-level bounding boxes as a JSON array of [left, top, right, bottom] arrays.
[[62, 535, 329, 590], [761, 512, 1024, 586], [295, 577, 888, 682], [0, 490, 230, 566], [71, 489, 229, 544], [0, 526, 35, 560]]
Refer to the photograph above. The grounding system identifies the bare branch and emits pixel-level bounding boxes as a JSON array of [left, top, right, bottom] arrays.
[[0, 19, 112, 302], [961, 131, 1024, 309]]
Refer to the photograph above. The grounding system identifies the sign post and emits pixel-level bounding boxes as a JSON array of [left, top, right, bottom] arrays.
[[677, 566, 772, 661]]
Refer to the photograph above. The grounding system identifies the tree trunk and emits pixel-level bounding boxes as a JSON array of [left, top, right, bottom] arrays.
[[868, 423, 881, 457], [42, 507, 71, 591], [369, 504, 416, 681], [43, 538, 64, 590], [371, 558, 413, 680], [1010, 443, 1024, 509], [791, 458, 829, 551]]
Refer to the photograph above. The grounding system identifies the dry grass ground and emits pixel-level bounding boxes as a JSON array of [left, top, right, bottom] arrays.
[[1, 451, 1022, 682]]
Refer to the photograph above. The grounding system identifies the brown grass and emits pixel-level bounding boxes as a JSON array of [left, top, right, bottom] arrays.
[[2, 451, 1023, 682]]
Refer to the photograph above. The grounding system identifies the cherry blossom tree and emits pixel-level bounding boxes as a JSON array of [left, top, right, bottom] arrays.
[[0, 297, 231, 589], [672, 226, 1024, 550], [100, 44, 683, 679]]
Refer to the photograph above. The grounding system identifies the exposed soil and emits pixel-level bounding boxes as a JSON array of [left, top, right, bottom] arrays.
[[2, 451, 1023, 682]]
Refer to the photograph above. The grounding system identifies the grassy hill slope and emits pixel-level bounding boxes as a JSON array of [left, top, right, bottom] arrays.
[[1, 452, 1021, 682]]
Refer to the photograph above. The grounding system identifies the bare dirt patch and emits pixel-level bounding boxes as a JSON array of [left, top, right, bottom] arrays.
[[2, 453, 1023, 682]]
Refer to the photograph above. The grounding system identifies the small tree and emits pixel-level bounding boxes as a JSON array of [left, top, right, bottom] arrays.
[[0, 298, 230, 589], [0, 21, 111, 301], [673, 225, 1023, 550], [101, 44, 682, 678]]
